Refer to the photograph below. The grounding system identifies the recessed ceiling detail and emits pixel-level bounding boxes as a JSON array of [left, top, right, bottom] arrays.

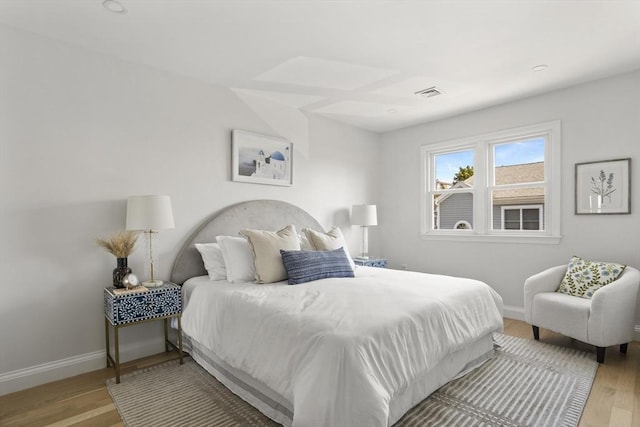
[[312, 101, 405, 117], [254, 56, 398, 91], [232, 89, 325, 109], [1, 1, 638, 133], [233, 89, 310, 158]]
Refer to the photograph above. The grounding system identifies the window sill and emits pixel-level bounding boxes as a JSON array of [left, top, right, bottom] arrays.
[[420, 233, 562, 245]]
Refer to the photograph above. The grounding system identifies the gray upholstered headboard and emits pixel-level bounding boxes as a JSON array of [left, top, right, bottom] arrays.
[[170, 199, 324, 285]]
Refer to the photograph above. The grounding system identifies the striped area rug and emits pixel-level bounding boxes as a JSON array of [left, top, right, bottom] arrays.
[[395, 334, 597, 426], [107, 334, 597, 427]]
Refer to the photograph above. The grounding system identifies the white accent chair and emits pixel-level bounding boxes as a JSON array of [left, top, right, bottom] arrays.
[[524, 265, 640, 363]]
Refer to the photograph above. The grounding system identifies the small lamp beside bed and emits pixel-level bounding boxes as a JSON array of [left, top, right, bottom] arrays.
[[351, 204, 377, 260], [126, 195, 175, 287]]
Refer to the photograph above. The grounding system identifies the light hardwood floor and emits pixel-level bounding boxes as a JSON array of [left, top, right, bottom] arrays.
[[0, 318, 638, 427]]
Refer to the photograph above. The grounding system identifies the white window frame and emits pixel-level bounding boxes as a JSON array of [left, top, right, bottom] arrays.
[[420, 121, 561, 244], [501, 205, 543, 231]]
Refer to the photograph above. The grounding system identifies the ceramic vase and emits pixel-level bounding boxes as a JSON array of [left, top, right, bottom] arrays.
[[113, 257, 132, 288]]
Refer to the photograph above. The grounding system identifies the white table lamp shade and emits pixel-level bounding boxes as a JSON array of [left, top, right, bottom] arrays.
[[351, 205, 378, 226], [126, 195, 175, 231]]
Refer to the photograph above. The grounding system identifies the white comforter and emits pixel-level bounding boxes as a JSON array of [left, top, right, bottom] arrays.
[[181, 267, 503, 427]]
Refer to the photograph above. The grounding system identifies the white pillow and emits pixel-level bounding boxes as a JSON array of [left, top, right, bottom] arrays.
[[299, 232, 314, 251], [302, 226, 356, 271], [195, 243, 227, 280], [215, 236, 256, 283], [241, 224, 300, 283]]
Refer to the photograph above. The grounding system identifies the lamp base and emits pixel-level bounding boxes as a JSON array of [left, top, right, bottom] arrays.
[[354, 256, 370, 260], [142, 279, 164, 288]]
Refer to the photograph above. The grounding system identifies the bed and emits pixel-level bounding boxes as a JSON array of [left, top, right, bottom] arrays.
[[170, 200, 504, 427]]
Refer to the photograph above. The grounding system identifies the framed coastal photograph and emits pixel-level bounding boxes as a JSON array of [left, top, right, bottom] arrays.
[[575, 158, 631, 215], [231, 130, 293, 186]]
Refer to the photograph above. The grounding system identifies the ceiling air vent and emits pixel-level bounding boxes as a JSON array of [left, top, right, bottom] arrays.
[[414, 86, 443, 98]]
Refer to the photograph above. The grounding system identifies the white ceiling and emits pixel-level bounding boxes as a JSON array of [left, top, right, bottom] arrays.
[[1, 0, 639, 133]]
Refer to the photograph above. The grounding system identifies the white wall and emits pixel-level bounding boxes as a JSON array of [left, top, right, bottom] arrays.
[[379, 70, 640, 325], [0, 25, 381, 394], [3, 22, 637, 396]]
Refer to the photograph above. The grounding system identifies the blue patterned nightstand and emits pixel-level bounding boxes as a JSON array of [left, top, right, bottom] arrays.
[[104, 283, 184, 383], [353, 258, 388, 268]]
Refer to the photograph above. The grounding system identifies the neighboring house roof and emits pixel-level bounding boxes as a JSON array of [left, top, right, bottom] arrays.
[[496, 162, 543, 185], [435, 180, 452, 190], [434, 180, 469, 205], [495, 162, 544, 205], [436, 162, 544, 206]]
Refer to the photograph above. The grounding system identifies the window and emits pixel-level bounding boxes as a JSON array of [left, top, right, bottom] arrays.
[[501, 206, 543, 230], [421, 121, 561, 243]]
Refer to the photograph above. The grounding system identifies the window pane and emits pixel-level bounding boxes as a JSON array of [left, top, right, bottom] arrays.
[[522, 209, 540, 230], [494, 138, 544, 185], [503, 209, 521, 230], [434, 192, 473, 230], [495, 205, 543, 230], [434, 150, 474, 190]]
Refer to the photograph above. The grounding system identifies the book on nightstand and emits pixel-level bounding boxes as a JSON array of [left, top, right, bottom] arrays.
[[112, 286, 149, 295]]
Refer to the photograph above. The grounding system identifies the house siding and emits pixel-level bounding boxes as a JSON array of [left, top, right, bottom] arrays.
[[438, 193, 473, 229]]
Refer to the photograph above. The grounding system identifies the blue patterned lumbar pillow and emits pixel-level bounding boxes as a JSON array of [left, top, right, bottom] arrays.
[[280, 247, 355, 285]]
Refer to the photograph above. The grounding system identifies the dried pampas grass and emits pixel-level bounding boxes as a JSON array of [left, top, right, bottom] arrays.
[[96, 230, 139, 258]]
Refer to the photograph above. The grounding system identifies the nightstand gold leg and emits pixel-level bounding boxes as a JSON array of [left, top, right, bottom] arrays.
[[104, 318, 110, 368], [114, 325, 120, 384], [177, 315, 184, 365], [164, 319, 169, 352]]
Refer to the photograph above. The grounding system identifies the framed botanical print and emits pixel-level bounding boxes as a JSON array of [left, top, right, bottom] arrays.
[[575, 158, 631, 214]]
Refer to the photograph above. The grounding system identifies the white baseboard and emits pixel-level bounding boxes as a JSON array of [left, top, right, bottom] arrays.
[[502, 304, 640, 341], [502, 304, 525, 321], [0, 338, 164, 396], [0, 351, 104, 396]]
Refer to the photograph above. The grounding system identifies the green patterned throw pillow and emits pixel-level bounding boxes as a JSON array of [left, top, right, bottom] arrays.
[[556, 256, 626, 299]]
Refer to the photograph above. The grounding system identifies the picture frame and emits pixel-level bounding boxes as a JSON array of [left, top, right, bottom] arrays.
[[231, 130, 293, 187], [575, 158, 631, 215]]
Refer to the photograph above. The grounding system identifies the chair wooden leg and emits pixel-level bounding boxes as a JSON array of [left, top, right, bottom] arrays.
[[532, 325, 539, 341], [596, 346, 605, 363], [620, 343, 628, 354]]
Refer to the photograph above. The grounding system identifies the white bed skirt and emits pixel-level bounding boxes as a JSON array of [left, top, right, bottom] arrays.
[[182, 332, 495, 427]]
